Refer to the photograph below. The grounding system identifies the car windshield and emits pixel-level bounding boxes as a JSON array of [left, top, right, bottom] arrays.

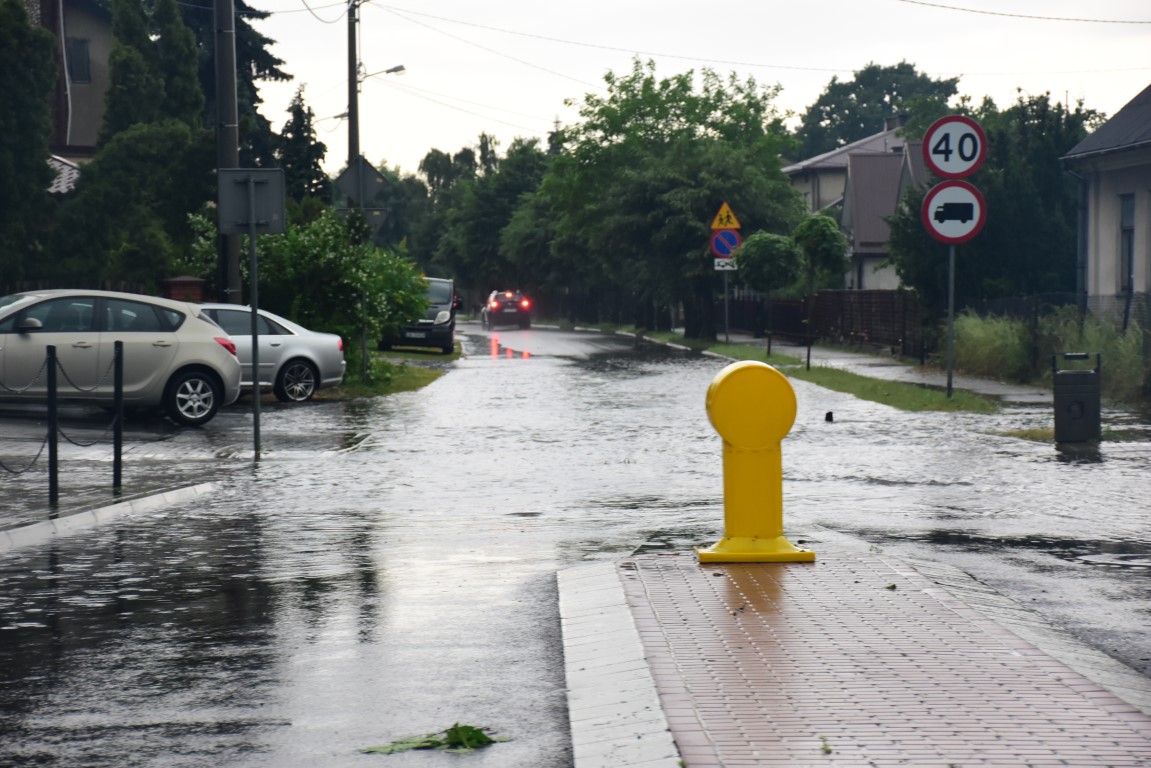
[[427, 281, 453, 304]]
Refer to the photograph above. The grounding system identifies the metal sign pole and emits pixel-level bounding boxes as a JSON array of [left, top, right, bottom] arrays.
[[113, 341, 123, 495], [946, 244, 955, 398], [218, 168, 284, 462], [247, 176, 261, 461], [724, 271, 731, 344]]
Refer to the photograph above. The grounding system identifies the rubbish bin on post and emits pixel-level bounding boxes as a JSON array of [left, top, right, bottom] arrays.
[[1052, 352, 1101, 443]]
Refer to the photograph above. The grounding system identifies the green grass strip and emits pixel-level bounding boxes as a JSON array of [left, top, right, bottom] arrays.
[[780, 364, 999, 413]]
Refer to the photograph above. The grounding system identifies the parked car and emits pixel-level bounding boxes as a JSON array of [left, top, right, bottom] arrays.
[[481, 290, 532, 329], [198, 304, 345, 402], [0, 289, 242, 426], [380, 276, 460, 354]]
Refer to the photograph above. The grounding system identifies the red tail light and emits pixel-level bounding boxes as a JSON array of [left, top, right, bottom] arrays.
[[337, 338, 344, 352], [216, 337, 237, 356], [520, 298, 531, 309], [490, 300, 500, 310]]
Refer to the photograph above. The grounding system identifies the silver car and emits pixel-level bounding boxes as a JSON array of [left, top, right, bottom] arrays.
[[198, 304, 345, 402], [0, 289, 242, 426]]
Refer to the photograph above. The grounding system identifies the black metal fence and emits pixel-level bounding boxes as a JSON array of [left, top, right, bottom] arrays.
[[0, 343, 125, 510], [718, 289, 1097, 361], [718, 290, 928, 357]]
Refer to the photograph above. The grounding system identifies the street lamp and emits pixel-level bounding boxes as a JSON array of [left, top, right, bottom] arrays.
[[362, 64, 405, 80]]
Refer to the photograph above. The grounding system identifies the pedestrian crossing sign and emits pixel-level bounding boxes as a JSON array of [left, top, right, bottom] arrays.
[[710, 202, 741, 230]]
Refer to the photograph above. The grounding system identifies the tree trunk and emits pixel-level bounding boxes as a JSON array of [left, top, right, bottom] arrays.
[[682, 275, 716, 341]]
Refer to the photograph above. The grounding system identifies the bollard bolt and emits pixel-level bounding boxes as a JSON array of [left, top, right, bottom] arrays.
[[697, 361, 815, 563]]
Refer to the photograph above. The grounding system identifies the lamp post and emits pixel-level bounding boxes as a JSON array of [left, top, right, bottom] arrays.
[[344, 3, 404, 379]]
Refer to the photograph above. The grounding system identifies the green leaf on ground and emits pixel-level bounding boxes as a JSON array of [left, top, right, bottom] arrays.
[[360, 723, 509, 754]]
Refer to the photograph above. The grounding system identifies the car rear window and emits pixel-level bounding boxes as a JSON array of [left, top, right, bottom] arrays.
[[208, 308, 282, 336], [105, 298, 179, 332]]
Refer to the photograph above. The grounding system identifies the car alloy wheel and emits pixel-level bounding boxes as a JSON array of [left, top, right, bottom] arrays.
[[165, 370, 221, 427], [274, 360, 318, 402]]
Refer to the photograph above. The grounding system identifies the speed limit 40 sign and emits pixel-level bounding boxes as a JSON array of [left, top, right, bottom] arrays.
[[923, 115, 987, 179]]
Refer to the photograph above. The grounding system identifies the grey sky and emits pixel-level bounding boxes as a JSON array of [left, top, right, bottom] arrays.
[[250, 0, 1151, 175]]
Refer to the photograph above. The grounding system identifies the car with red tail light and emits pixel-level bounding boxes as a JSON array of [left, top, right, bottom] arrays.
[[481, 290, 533, 329]]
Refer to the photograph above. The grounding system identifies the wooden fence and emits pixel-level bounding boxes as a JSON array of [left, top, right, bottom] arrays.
[[719, 290, 927, 358]]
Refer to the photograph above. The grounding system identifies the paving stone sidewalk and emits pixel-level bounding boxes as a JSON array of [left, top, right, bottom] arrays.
[[560, 549, 1151, 768]]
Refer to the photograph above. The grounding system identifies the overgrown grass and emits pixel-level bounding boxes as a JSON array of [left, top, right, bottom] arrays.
[[954, 310, 1031, 382], [954, 307, 1148, 404]]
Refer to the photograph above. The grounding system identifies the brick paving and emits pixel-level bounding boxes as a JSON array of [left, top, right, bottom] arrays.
[[562, 551, 1151, 768]]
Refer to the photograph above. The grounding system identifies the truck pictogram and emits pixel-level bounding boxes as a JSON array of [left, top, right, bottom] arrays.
[[934, 202, 974, 224]]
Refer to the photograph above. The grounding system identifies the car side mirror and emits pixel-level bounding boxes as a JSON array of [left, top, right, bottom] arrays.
[[18, 317, 43, 333]]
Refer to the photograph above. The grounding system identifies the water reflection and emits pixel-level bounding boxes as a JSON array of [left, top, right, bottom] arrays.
[[4, 329, 1151, 765], [487, 333, 532, 359], [1055, 442, 1104, 463]]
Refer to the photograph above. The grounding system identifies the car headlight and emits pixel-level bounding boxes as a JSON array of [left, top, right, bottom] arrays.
[[434, 310, 451, 324]]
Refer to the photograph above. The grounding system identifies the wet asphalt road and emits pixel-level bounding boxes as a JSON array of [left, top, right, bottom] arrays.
[[1, 325, 1150, 766]]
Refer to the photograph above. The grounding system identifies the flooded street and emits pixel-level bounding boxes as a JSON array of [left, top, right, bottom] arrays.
[[1, 327, 1150, 766]]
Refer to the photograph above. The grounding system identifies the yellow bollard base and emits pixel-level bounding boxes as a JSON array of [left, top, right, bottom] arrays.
[[696, 535, 816, 563]]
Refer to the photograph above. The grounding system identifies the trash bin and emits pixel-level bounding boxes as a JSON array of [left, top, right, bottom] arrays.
[[1052, 352, 1101, 443]]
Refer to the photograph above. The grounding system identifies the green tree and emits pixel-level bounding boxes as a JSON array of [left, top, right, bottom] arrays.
[[180, 0, 290, 166], [50, 120, 214, 287], [887, 92, 1100, 316], [276, 86, 330, 202], [437, 138, 548, 289], [793, 214, 849, 295], [153, 0, 203, 127], [734, 232, 801, 295], [52, 0, 211, 286], [796, 61, 959, 158], [0, 0, 55, 284], [101, 0, 164, 141], [545, 59, 805, 338]]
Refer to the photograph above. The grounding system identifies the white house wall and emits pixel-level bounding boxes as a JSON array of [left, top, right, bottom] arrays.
[[1082, 151, 1151, 298], [61, 1, 111, 151]]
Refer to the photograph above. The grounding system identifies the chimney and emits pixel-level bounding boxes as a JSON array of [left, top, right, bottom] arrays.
[[885, 114, 911, 131]]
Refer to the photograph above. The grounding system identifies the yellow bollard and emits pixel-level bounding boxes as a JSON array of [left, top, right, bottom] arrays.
[[697, 360, 815, 563]]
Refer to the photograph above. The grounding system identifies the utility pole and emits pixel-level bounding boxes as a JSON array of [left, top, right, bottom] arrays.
[[214, 0, 242, 302], [347, 0, 359, 167]]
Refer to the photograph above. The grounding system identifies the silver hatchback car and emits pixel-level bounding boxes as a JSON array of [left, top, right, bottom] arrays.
[[0, 289, 242, 426], [198, 304, 345, 402]]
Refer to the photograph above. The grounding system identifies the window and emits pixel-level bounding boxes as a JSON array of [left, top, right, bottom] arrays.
[[1119, 194, 1134, 293], [25, 297, 96, 333], [104, 299, 170, 333], [209, 309, 279, 336], [65, 38, 91, 84]]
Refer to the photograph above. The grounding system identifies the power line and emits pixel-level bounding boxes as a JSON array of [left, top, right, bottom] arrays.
[[370, 79, 549, 134], [376, 4, 854, 75], [295, 0, 347, 24], [378, 7, 604, 90], [896, 0, 1151, 24], [369, 78, 555, 126], [375, 4, 1151, 79]]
